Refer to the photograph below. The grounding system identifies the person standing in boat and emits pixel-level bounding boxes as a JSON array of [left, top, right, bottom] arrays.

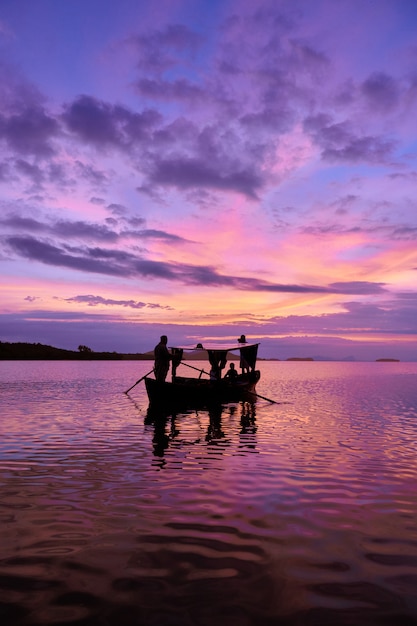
[[154, 335, 171, 382], [238, 334, 250, 374]]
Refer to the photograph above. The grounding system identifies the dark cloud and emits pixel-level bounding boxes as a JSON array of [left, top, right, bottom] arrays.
[[85, 247, 137, 262], [4, 234, 392, 299], [301, 220, 417, 241], [0, 160, 10, 181], [14, 159, 45, 184], [90, 196, 105, 205], [257, 299, 417, 338], [391, 226, 417, 240], [1, 212, 189, 258], [132, 258, 178, 280], [0, 212, 120, 242], [64, 294, 173, 310], [74, 160, 108, 185], [240, 107, 294, 133], [330, 195, 358, 215], [52, 219, 118, 242], [329, 281, 386, 295], [107, 203, 129, 215], [323, 135, 395, 163], [249, 281, 328, 293], [148, 156, 262, 198], [0, 106, 59, 157], [361, 72, 400, 111], [62, 95, 162, 149], [126, 229, 191, 243], [5, 236, 128, 276], [300, 223, 361, 235], [303, 113, 396, 164], [246, 280, 385, 296], [1, 213, 45, 232], [0, 60, 46, 113]]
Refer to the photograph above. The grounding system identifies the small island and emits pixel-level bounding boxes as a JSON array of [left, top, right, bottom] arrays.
[[0, 341, 153, 361], [0, 341, 239, 361]]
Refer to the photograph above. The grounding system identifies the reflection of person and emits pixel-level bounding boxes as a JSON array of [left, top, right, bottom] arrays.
[[224, 362, 238, 381], [154, 335, 171, 382]]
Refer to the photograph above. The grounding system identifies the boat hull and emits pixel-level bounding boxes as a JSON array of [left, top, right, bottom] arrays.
[[145, 371, 260, 410]]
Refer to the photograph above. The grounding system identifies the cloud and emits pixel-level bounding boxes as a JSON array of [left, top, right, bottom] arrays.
[[74, 160, 108, 186], [14, 159, 45, 184], [1, 301, 415, 360], [52, 219, 119, 241], [125, 229, 191, 243], [0, 1, 416, 361], [4, 233, 391, 298], [391, 226, 417, 241], [0, 159, 10, 181], [5, 236, 128, 276], [1, 212, 119, 242], [148, 156, 262, 198], [107, 203, 129, 215], [64, 294, 173, 310], [0, 211, 190, 260], [361, 72, 400, 112], [303, 113, 396, 164], [329, 281, 386, 295], [62, 95, 162, 149], [1, 213, 45, 232], [0, 106, 59, 157]]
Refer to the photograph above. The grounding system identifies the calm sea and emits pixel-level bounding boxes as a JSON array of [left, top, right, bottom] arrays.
[[1, 360, 417, 626]]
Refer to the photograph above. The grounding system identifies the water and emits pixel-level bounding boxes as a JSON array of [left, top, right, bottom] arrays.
[[0, 360, 417, 625]]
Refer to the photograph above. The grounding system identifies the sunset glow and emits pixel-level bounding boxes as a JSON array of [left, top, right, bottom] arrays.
[[1, 0, 417, 360]]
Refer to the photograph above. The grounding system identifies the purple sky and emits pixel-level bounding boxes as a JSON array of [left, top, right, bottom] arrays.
[[1, 0, 417, 360]]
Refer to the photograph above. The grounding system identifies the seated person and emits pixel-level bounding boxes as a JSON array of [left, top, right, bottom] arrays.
[[224, 362, 238, 381]]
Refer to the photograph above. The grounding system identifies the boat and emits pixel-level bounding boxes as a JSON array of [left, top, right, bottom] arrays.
[[144, 340, 261, 409]]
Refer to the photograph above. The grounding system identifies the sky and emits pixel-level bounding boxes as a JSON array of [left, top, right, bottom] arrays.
[[1, 0, 417, 361]]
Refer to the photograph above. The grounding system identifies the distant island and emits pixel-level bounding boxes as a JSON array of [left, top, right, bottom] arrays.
[[0, 342, 236, 361], [0, 342, 154, 361], [0, 342, 401, 362]]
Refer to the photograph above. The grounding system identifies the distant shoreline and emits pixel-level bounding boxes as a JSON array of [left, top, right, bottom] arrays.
[[0, 342, 152, 361], [0, 342, 402, 362]]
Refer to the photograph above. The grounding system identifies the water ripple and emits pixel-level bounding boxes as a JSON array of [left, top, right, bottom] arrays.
[[1, 361, 417, 624]]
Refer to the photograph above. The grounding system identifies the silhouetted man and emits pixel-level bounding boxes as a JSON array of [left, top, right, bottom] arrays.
[[154, 335, 171, 382]]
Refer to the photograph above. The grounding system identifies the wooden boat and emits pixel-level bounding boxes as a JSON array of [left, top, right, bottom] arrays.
[[145, 340, 260, 409]]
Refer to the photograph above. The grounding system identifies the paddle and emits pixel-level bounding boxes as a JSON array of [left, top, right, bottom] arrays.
[[181, 362, 211, 378], [124, 368, 155, 394], [246, 389, 281, 404]]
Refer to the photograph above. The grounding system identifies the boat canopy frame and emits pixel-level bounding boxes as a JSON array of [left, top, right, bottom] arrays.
[[169, 342, 259, 378]]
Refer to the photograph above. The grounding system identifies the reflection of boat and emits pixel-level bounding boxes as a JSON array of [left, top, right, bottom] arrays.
[[145, 401, 257, 461], [145, 341, 260, 410]]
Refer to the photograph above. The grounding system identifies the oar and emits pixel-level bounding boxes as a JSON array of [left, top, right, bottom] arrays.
[[181, 362, 211, 378], [246, 389, 281, 404], [124, 368, 154, 394]]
